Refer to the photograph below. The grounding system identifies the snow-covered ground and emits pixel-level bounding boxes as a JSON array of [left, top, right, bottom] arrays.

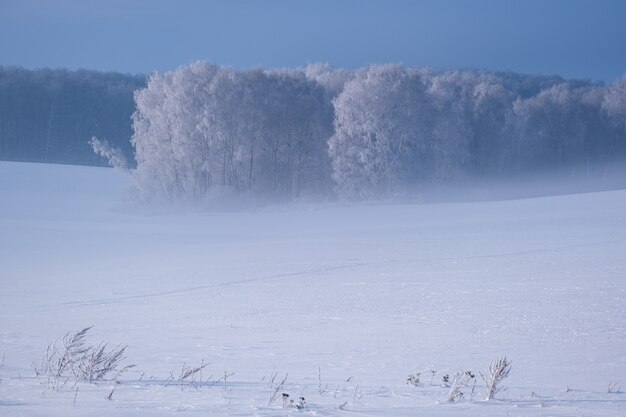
[[1, 161, 625, 416]]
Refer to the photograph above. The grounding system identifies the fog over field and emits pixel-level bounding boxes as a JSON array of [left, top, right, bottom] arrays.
[[0, 161, 625, 416]]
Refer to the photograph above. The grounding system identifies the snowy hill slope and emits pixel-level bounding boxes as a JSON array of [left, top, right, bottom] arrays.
[[0, 161, 625, 416]]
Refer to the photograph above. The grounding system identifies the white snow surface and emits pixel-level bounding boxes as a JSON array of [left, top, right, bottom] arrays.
[[1, 161, 625, 416]]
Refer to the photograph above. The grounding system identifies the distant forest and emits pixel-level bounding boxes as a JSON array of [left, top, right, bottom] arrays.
[[0, 67, 145, 165], [2, 64, 626, 201]]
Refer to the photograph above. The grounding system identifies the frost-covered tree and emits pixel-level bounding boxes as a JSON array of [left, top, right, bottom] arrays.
[[255, 69, 334, 199], [427, 71, 476, 180], [129, 62, 334, 202], [329, 65, 432, 198], [132, 62, 220, 200], [304, 63, 354, 97], [509, 82, 607, 171], [462, 76, 513, 175]]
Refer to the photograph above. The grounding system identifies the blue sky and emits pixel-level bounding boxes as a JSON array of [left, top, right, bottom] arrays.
[[1, 0, 625, 82]]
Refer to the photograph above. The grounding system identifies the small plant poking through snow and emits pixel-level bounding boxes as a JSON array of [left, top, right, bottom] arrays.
[[105, 381, 120, 401], [296, 396, 306, 409], [481, 356, 512, 400], [446, 370, 476, 402], [165, 359, 209, 390], [407, 372, 421, 386], [268, 372, 288, 406], [608, 381, 621, 393], [280, 393, 306, 409], [442, 374, 450, 386], [428, 370, 437, 385], [318, 366, 329, 395], [446, 374, 464, 402]]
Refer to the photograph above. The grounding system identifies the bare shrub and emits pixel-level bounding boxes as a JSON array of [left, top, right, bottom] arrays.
[[33, 326, 134, 390], [77, 342, 134, 382], [481, 356, 512, 400]]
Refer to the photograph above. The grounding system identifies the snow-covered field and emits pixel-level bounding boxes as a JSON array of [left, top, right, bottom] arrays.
[[1, 161, 625, 416]]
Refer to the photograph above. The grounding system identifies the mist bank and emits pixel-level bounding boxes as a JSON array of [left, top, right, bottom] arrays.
[[392, 160, 626, 204], [96, 62, 626, 204]]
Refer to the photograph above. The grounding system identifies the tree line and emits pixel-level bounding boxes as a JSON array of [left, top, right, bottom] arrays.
[[0, 66, 144, 165], [120, 62, 626, 201], [1, 64, 625, 201]]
